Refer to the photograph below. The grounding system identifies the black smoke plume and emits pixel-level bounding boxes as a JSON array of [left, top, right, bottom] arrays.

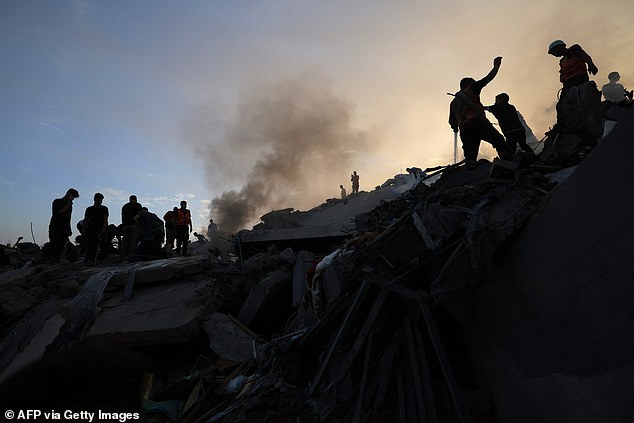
[[206, 76, 369, 234]]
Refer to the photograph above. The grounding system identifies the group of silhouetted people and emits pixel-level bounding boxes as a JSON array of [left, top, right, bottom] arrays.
[[46, 190, 195, 263], [449, 39, 631, 168]]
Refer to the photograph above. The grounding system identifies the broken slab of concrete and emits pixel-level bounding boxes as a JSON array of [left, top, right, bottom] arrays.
[[237, 268, 293, 335], [0, 314, 65, 384], [107, 255, 208, 287], [202, 313, 257, 362], [0, 285, 37, 317], [465, 112, 634, 423], [87, 279, 211, 346]]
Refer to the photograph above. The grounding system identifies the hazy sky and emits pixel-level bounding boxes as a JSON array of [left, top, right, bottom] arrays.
[[1, 0, 633, 245]]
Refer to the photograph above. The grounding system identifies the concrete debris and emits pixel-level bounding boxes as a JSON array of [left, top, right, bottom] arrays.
[[202, 313, 258, 362], [0, 113, 632, 422]]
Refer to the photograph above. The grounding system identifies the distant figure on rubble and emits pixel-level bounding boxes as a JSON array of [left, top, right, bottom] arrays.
[[207, 218, 219, 248], [120, 195, 142, 259], [547, 40, 598, 96], [47, 188, 79, 261], [485, 93, 534, 155], [449, 56, 512, 168], [163, 207, 177, 251], [83, 193, 109, 264], [175, 201, 192, 256], [602, 72, 633, 106], [351, 171, 360, 194], [340, 184, 347, 200]]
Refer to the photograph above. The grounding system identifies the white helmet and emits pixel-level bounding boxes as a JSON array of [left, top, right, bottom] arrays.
[[548, 40, 566, 54]]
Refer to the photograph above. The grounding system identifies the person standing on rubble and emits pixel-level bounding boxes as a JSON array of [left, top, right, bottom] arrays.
[[449, 56, 512, 168], [120, 195, 142, 259], [602, 72, 633, 107], [340, 184, 347, 200], [207, 218, 219, 248], [83, 193, 109, 264], [351, 171, 360, 194], [547, 40, 598, 96], [547, 40, 603, 145], [47, 188, 79, 261], [485, 93, 534, 155], [175, 200, 192, 256], [163, 207, 178, 252]]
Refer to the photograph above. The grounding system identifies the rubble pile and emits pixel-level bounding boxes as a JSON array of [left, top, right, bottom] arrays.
[[1, 113, 633, 422]]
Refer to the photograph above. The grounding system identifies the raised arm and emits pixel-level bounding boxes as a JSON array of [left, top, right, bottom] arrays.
[[478, 56, 503, 87]]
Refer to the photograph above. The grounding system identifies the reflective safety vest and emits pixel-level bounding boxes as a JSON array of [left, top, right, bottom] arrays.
[[175, 209, 190, 226], [560, 55, 587, 83]]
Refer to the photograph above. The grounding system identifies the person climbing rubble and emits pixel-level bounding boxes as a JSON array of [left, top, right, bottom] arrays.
[[548, 40, 598, 95], [449, 56, 512, 168], [485, 93, 534, 155], [545, 40, 604, 150]]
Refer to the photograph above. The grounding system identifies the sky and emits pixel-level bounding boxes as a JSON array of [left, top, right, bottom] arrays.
[[1, 0, 633, 245]]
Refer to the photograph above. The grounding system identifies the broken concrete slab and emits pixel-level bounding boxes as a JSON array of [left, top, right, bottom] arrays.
[[0, 285, 37, 317], [87, 279, 211, 346], [0, 314, 65, 384], [0, 267, 37, 287], [237, 175, 417, 254], [202, 313, 257, 362], [237, 269, 292, 335], [106, 255, 208, 287], [465, 112, 634, 423]]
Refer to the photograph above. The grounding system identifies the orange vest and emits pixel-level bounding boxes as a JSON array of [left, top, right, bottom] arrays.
[[560, 55, 587, 83], [175, 209, 190, 226], [461, 86, 485, 121]]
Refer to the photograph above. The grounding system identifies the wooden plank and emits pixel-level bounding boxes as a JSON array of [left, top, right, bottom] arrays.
[[308, 279, 371, 396], [419, 294, 472, 423], [371, 330, 403, 417], [352, 326, 376, 423], [405, 319, 427, 423], [412, 319, 439, 423]]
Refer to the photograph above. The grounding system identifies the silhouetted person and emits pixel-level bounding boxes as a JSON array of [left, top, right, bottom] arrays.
[[547, 40, 598, 95], [175, 201, 192, 256], [47, 188, 79, 261], [83, 193, 109, 264], [602, 71, 633, 106], [120, 195, 142, 259], [340, 184, 347, 200], [486, 93, 534, 155], [207, 218, 219, 249], [193, 232, 207, 242], [449, 57, 511, 168], [351, 171, 360, 194], [133, 207, 164, 260], [163, 207, 178, 251]]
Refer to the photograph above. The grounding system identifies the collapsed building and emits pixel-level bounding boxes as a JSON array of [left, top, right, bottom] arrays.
[[0, 111, 632, 422]]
